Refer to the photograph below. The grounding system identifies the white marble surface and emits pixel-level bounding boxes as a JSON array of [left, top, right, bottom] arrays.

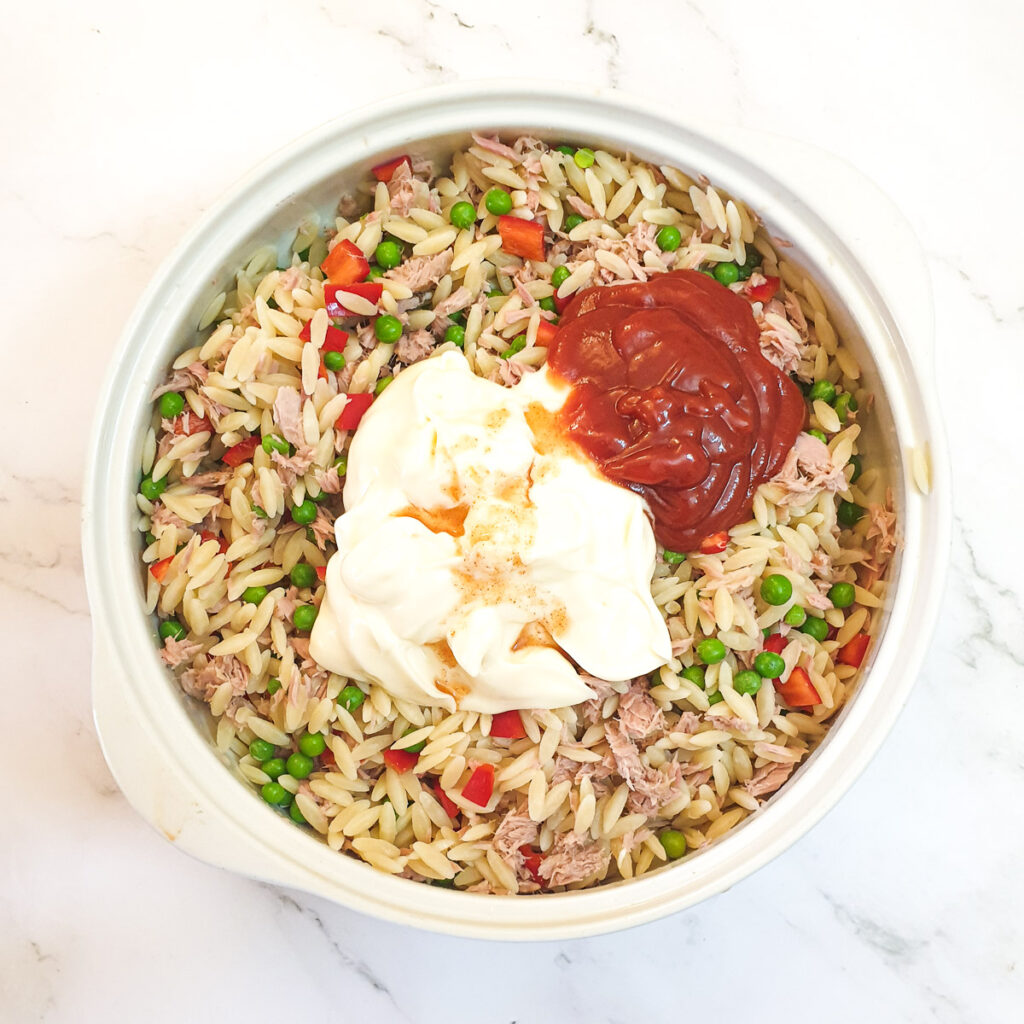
[[3, 1, 1022, 1020]]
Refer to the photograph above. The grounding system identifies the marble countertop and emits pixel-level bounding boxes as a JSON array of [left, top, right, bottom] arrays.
[[3, 1, 1021, 1020]]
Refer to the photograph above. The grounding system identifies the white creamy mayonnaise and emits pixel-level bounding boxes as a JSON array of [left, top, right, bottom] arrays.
[[309, 350, 671, 713]]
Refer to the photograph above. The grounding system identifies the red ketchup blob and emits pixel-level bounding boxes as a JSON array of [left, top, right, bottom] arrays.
[[547, 270, 805, 551]]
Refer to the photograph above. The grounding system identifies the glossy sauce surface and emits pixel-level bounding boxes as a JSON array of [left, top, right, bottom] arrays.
[[549, 270, 805, 550]]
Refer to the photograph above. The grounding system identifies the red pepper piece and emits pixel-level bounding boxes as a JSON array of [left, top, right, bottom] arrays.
[[837, 633, 870, 668], [325, 282, 383, 318], [299, 320, 349, 354], [519, 845, 544, 884], [489, 710, 527, 740], [383, 748, 419, 774], [222, 436, 260, 467], [319, 746, 337, 770], [149, 555, 174, 583], [315, 565, 327, 582], [775, 666, 820, 707], [432, 784, 461, 821], [170, 413, 213, 437], [748, 275, 780, 304], [461, 763, 495, 807], [336, 392, 374, 431], [199, 530, 230, 556], [698, 530, 730, 554], [371, 154, 411, 183], [497, 215, 546, 262], [320, 239, 370, 286], [535, 320, 559, 347], [763, 633, 787, 654]]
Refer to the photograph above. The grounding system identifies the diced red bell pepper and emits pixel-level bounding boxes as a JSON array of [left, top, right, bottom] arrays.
[[489, 710, 527, 740], [325, 282, 384, 318], [371, 154, 411, 183], [222, 436, 260, 467], [461, 763, 495, 807], [535, 320, 559, 346], [698, 531, 730, 554], [199, 530, 230, 555], [149, 555, 174, 583], [432, 784, 461, 821], [497, 215, 546, 262], [552, 291, 571, 315], [748, 275, 780, 304], [763, 632, 787, 654], [319, 745, 337, 769], [336, 392, 374, 431], [837, 633, 871, 668], [315, 564, 327, 582], [519, 845, 544, 885], [383, 748, 419, 774], [776, 666, 820, 707], [298, 320, 350, 354], [170, 413, 213, 436], [320, 239, 370, 286]]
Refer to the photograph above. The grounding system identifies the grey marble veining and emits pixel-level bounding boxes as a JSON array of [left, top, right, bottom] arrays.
[[2, 0, 1022, 1021]]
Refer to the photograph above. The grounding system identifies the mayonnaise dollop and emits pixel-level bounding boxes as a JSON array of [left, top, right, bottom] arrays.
[[309, 351, 671, 713]]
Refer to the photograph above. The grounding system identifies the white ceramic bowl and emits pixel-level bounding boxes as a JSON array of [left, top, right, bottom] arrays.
[[83, 82, 950, 939]]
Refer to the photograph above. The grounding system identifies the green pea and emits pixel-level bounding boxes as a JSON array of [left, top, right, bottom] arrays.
[[262, 434, 291, 456], [484, 188, 513, 216], [333, 455, 348, 476], [707, 690, 725, 706], [828, 582, 856, 609], [573, 148, 596, 168], [291, 500, 317, 526], [374, 314, 403, 343], [800, 616, 829, 643], [501, 335, 527, 359], [260, 782, 292, 806], [266, 677, 282, 695], [753, 652, 786, 679], [366, 265, 385, 282], [286, 752, 314, 780], [700, 268, 716, 279], [662, 550, 686, 565], [713, 262, 740, 286], [838, 501, 865, 528], [337, 685, 366, 712], [374, 376, 393, 396], [289, 800, 307, 824], [834, 392, 857, 422], [807, 428, 828, 443], [449, 201, 477, 229], [760, 574, 793, 606], [696, 638, 726, 664], [783, 605, 807, 627], [734, 670, 762, 695], [564, 213, 585, 231], [538, 296, 557, 313], [158, 392, 185, 418], [293, 604, 318, 631], [298, 731, 326, 757], [139, 475, 166, 501], [448, 310, 466, 326], [555, 144, 575, 156], [808, 380, 837, 404], [736, 247, 763, 281], [159, 619, 187, 641], [656, 225, 682, 252], [249, 739, 275, 762], [374, 240, 402, 270], [323, 350, 345, 372], [289, 563, 317, 589], [551, 265, 571, 288], [659, 829, 687, 860], [262, 758, 286, 780], [681, 665, 706, 688], [444, 324, 465, 347], [848, 454, 863, 483], [400, 728, 426, 754], [242, 586, 268, 605]]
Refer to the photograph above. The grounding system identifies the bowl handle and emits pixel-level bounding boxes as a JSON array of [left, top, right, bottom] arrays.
[[720, 128, 935, 377], [92, 628, 283, 878]]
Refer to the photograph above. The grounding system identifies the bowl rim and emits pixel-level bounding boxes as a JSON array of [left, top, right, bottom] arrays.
[[84, 80, 951, 939]]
